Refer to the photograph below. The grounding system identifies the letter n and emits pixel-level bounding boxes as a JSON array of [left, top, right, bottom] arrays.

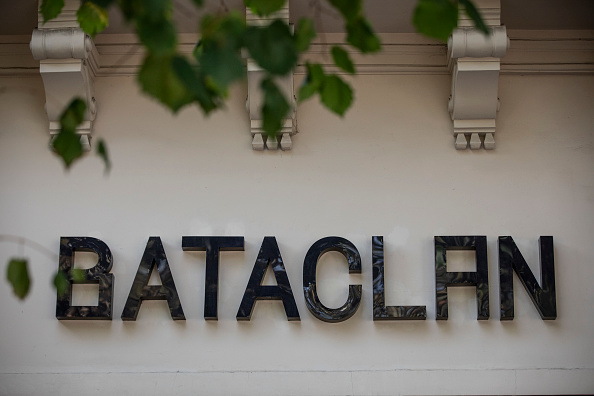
[[499, 236, 556, 320]]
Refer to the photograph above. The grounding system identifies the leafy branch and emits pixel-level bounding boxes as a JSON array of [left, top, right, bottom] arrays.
[[1, 235, 82, 299], [413, 0, 489, 41], [8, 0, 487, 300], [38, 0, 487, 170]]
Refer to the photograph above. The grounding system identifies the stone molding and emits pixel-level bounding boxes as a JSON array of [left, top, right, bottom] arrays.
[[3, 31, 590, 77], [0, 25, 591, 154], [446, 0, 509, 150], [245, 6, 297, 151], [29, 0, 97, 150]]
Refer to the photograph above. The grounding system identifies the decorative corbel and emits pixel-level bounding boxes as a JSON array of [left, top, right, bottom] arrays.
[[246, 6, 297, 151], [447, 0, 509, 150], [30, 0, 98, 150]]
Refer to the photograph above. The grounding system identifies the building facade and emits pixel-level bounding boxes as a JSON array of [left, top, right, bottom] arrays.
[[1, 0, 593, 394]]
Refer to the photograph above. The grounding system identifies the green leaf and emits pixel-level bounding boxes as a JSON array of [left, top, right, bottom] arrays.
[[245, 20, 297, 75], [295, 18, 316, 53], [53, 129, 83, 168], [53, 270, 69, 297], [59, 98, 86, 134], [245, 0, 286, 17], [298, 62, 325, 102], [346, 17, 381, 53], [7, 258, 30, 300], [193, 40, 202, 59], [96, 139, 111, 173], [138, 0, 173, 22], [299, 83, 317, 103], [118, 0, 137, 20], [53, 98, 86, 168], [328, 0, 362, 21], [199, 12, 245, 48], [191, 0, 204, 6], [413, 0, 458, 42], [53, 269, 85, 297], [172, 56, 220, 113], [137, 18, 177, 56], [331, 46, 355, 74], [70, 268, 86, 282], [197, 13, 246, 92], [320, 74, 353, 116], [120, 0, 172, 23], [138, 54, 194, 112], [40, 0, 65, 23], [88, 0, 115, 8], [460, 0, 489, 35], [261, 78, 290, 137], [198, 46, 245, 94], [77, 1, 109, 37]]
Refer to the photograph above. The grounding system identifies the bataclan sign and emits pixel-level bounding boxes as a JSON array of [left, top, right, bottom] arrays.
[[55, 235, 557, 323]]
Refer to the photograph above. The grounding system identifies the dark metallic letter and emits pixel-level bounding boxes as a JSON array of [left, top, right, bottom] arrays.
[[236, 237, 300, 321], [56, 237, 114, 320], [499, 236, 556, 320], [373, 236, 426, 320], [303, 237, 362, 323], [435, 236, 489, 320], [182, 236, 244, 320], [121, 237, 185, 320]]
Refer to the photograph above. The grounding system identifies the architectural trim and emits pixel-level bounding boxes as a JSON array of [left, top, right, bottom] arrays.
[[0, 35, 39, 75], [245, 6, 297, 151], [3, 31, 591, 77], [447, 26, 510, 150], [0, 28, 591, 153], [29, 0, 98, 150], [503, 30, 594, 75], [446, 0, 509, 150]]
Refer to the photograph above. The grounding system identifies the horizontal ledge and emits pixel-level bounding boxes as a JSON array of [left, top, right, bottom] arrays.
[[1, 30, 593, 76], [3, 367, 591, 375], [2, 368, 593, 395]]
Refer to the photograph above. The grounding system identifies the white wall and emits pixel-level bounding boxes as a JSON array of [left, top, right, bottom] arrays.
[[0, 72, 593, 395]]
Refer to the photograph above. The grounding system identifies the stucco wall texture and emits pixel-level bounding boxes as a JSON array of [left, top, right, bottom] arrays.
[[0, 73, 593, 395]]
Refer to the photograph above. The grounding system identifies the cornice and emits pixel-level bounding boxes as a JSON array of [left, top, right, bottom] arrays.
[[1, 30, 593, 77], [503, 30, 594, 74], [0, 35, 39, 75]]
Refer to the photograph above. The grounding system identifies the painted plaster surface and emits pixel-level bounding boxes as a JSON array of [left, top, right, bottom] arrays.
[[0, 74, 593, 394]]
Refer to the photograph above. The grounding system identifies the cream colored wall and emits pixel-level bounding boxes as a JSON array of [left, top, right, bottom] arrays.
[[0, 72, 593, 395]]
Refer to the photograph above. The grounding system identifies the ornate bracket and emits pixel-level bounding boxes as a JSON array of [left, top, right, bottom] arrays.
[[30, 0, 98, 150], [246, 6, 297, 151], [447, 1, 509, 150]]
